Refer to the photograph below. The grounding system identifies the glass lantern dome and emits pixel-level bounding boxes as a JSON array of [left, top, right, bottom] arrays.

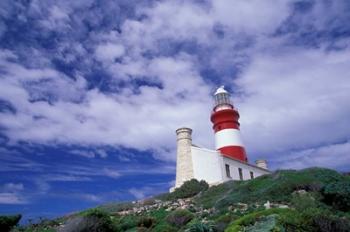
[[214, 86, 232, 108]]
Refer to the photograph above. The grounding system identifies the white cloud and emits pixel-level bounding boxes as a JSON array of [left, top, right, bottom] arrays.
[[0, 50, 213, 161], [70, 150, 96, 158], [0, 0, 349, 172], [0, 182, 26, 204], [39, 5, 71, 30], [44, 174, 92, 182], [276, 141, 350, 171], [3, 183, 24, 192], [0, 193, 27, 204], [95, 43, 125, 63], [128, 182, 171, 200], [79, 193, 102, 202], [236, 47, 350, 165], [129, 188, 145, 199], [102, 168, 121, 179], [211, 0, 291, 34], [96, 149, 108, 158]]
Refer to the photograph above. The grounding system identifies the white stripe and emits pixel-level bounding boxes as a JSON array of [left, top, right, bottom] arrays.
[[215, 128, 244, 149]]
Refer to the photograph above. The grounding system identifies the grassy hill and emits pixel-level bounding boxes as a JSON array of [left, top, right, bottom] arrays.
[[3, 167, 350, 232]]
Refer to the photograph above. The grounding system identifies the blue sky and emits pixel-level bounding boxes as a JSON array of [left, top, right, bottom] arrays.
[[1, 0, 350, 223]]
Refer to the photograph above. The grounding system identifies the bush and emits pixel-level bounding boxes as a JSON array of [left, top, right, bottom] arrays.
[[64, 209, 116, 232], [0, 214, 21, 232], [23, 217, 60, 232], [164, 179, 209, 201], [195, 181, 234, 209], [225, 208, 291, 232], [244, 214, 279, 232], [214, 214, 238, 232], [213, 168, 344, 209], [166, 209, 194, 227], [116, 215, 139, 231], [199, 180, 210, 191], [152, 223, 178, 232], [312, 214, 350, 232], [136, 227, 148, 232], [290, 194, 319, 212], [186, 220, 217, 232], [137, 216, 155, 228], [322, 180, 350, 211]]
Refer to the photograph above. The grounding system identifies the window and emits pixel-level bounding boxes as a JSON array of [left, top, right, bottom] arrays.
[[250, 171, 254, 179], [238, 168, 243, 180], [225, 164, 231, 178]]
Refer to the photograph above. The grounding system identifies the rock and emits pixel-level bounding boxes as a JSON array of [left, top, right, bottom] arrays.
[[264, 201, 271, 209], [293, 189, 307, 195], [57, 215, 111, 232], [178, 199, 185, 205]]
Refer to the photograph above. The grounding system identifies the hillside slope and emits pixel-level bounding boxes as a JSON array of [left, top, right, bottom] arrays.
[[6, 167, 350, 232]]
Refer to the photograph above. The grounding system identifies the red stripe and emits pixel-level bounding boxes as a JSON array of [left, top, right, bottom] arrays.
[[218, 146, 248, 162], [210, 109, 240, 132]]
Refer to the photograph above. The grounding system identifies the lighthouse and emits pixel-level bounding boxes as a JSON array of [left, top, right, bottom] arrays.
[[172, 85, 269, 191], [210, 86, 248, 162]]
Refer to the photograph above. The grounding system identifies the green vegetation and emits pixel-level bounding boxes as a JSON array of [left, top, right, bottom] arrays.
[[185, 220, 216, 232], [0, 214, 21, 232], [198, 168, 344, 210], [158, 179, 209, 201], [225, 208, 289, 232], [323, 180, 350, 211], [166, 209, 194, 227], [12, 167, 350, 232]]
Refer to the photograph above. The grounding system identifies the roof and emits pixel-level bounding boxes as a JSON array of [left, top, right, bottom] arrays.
[[214, 85, 228, 95]]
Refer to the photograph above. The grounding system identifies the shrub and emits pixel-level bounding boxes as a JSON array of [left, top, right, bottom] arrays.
[[186, 220, 217, 232], [82, 208, 110, 218], [24, 218, 61, 232], [214, 214, 238, 232], [322, 180, 350, 211], [290, 194, 319, 212], [244, 214, 279, 232], [213, 168, 344, 209], [136, 227, 148, 232], [152, 223, 178, 232], [225, 208, 291, 232], [149, 208, 168, 221], [0, 214, 21, 232], [166, 209, 194, 227], [195, 181, 233, 209], [75, 208, 116, 232], [277, 206, 344, 232], [312, 214, 350, 232], [116, 215, 139, 231], [199, 180, 209, 191], [167, 179, 209, 200], [137, 216, 155, 228]]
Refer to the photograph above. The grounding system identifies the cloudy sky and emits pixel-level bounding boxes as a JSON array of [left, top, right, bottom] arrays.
[[1, 0, 349, 222]]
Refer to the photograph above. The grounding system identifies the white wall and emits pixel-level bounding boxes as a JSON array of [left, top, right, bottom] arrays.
[[179, 146, 271, 189], [191, 146, 224, 185], [222, 156, 270, 182]]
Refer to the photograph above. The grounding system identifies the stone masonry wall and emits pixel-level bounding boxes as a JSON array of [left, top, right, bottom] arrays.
[[175, 127, 194, 188]]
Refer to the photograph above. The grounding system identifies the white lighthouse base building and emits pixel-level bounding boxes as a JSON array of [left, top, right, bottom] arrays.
[[172, 128, 270, 191]]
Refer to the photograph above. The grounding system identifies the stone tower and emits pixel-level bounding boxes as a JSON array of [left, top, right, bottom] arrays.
[[175, 127, 194, 188]]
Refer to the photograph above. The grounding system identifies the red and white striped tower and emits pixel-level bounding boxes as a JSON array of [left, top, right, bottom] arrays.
[[210, 86, 248, 162]]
